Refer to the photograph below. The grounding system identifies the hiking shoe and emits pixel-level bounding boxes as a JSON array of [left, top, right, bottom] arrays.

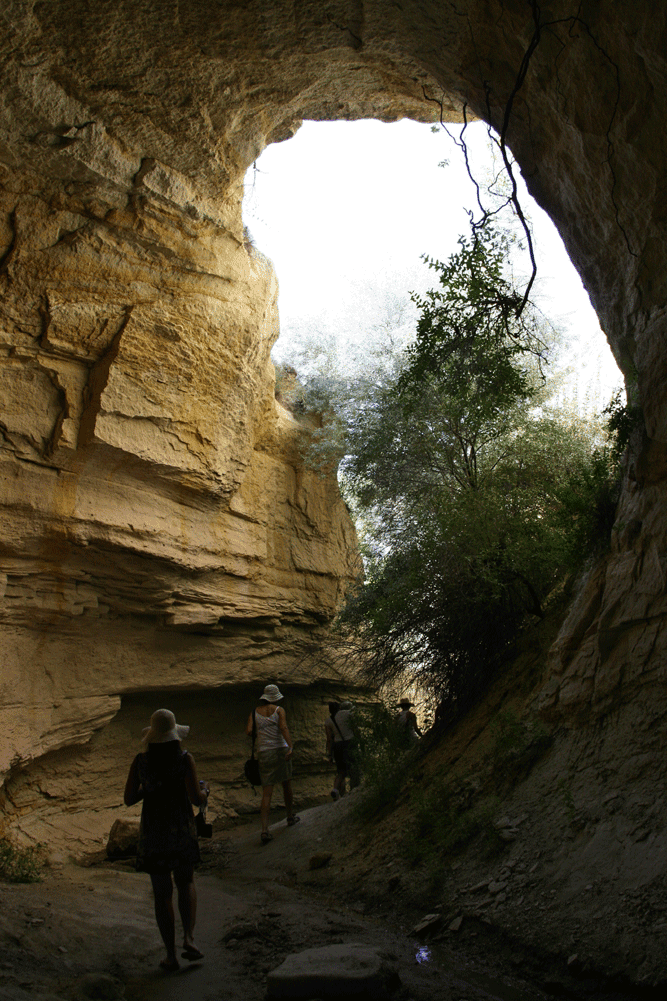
[[330, 789, 340, 801], [286, 815, 301, 826]]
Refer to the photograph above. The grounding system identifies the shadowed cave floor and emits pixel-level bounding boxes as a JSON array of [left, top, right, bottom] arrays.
[[0, 795, 650, 1001]]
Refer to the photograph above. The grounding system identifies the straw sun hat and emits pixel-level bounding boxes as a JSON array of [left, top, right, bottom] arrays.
[[142, 708, 190, 744]]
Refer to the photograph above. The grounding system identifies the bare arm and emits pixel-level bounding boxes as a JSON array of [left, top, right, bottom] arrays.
[[278, 707, 293, 759], [124, 756, 143, 806], [324, 720, 333, 758], [185, 752, 208, 806], [246, 711, 255, 737]]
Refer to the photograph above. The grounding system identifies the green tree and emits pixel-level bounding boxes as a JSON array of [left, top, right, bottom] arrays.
[[400, 225, 547, 393], [336, 227, 619, 712], [340, 386, 615, 709], [274, 297, 415, 475]]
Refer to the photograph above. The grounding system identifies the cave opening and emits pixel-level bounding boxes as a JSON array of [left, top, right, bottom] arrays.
[[244, 117, 621, 408], [240, 116, 625, 723]]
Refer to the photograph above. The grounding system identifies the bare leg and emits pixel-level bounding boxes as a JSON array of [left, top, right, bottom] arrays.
[[283, 779, 294, 818], [150, 872, 178, 968], [174, 863, 197, 950], [261, 784, 274, 833]]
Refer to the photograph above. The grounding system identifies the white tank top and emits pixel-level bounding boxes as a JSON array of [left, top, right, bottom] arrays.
[[255, 708, 287, 751]]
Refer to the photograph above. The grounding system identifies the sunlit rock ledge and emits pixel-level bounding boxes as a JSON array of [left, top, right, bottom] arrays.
[[0, 150, 359, 792], [0, 386, 359, 785]]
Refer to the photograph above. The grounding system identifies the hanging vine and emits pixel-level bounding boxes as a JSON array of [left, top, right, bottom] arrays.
[[423, 0, 631, 324]]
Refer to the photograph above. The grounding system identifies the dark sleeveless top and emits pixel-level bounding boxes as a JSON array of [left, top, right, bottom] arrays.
[[134, 743, 200, 873]]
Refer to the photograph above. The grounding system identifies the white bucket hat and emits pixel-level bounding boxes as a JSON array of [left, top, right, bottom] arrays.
[[142, 708, 189, 744], [260, 684, 284, 703]]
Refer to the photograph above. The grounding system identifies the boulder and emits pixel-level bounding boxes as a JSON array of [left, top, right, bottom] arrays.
[[410, 913, 442, 936], [308, 852, 333, 870], [266, 943, 400, 999], [105, 820, 139, 859]]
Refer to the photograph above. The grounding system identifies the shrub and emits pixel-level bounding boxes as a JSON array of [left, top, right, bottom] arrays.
[[350, 703, 415, 819], [0, 833, 45, 883], [404, 783, 503, 865]]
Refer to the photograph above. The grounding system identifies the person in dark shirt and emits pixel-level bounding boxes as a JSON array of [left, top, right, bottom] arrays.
[[124, 709, 208, 972]]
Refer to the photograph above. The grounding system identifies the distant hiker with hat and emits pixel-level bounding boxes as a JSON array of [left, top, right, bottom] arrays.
[[124, 708, 209, 973], [396, 697, 422, 747], [246, 683, 299, 844], [324, 700, 356, 800]]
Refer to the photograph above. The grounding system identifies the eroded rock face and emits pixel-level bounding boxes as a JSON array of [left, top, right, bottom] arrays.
[[5, 686, 355, 851], [1, 0, 667, 979], [0, 3, 377, 790]]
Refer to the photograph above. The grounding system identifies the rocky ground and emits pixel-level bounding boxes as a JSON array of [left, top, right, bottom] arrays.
[[0, 788, 658, 1001], [3, 605, 666, 1000]]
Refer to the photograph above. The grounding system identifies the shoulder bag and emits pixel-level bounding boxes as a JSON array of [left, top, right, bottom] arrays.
[[244, 710, 262, 790]]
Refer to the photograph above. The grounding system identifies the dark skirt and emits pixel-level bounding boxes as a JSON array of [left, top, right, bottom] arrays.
[[134, 747, 201, 874]]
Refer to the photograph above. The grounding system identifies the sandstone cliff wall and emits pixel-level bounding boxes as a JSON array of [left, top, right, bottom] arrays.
[[0, 2, 370, 806], [1, 0, 667, 981]]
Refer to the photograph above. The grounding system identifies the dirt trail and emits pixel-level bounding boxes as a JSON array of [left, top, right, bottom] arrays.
[[0, 797, 554, 1001]]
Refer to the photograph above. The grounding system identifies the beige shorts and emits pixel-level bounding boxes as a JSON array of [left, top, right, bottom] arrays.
[[258, 748, 292, 786]]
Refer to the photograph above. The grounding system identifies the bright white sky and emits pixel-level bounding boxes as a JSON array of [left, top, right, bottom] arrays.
[[243, 118, 622, 407]]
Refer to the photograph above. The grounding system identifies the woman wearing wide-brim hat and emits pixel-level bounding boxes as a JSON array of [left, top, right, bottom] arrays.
[[246, 684, 299, 844], [124, 708, 209, 972]]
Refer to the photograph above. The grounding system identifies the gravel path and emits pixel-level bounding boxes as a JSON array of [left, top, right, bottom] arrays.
[[1, 796, 557, 1001]]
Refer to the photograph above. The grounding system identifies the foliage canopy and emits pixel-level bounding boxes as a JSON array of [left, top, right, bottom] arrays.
[[400, 226, 546, 394], [278, 224, 620, 715]]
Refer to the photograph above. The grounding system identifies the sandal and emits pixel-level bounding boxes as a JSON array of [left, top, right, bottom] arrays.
[[260, 831, 273, 845], [181, 945, 204, 961], [286, 815, 301, 827]]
